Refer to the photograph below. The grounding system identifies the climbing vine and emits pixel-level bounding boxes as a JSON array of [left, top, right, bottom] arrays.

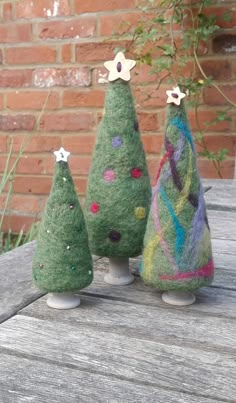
[[118, 0, 235, 177]]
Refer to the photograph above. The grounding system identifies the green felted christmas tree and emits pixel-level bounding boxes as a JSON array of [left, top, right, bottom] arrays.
[[141, 86, 214, 305], [85, 52, 151, 285], [32, 147, 93, 309]]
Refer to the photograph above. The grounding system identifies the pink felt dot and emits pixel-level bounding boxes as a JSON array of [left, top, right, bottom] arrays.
[[90, 202, 100, 214], [131, 168, 142, 179], [103, 169, 116, 182]]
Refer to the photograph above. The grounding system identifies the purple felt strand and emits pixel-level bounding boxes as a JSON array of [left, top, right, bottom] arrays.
[[165, 137, 182, 192], [181, 183, 206, 267], [161, 134, 185, 185]]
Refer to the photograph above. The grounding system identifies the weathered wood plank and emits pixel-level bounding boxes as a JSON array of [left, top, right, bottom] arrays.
[[0, 241, 100, 324], [212, 239, 236, 257], [212, 254, 236, 273], [0, 242, 43, 324], [20, 292, 236, 352], [0, 353, 220, 403], [203, 179, 236, 211], [0, 315, 235, 402], [208, 210, 236, 241], [84, 271, 236, 316]]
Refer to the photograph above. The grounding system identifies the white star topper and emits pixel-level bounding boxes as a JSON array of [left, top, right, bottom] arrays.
[[166, 86, 186, 106], [54, 147, 70, 162], [104, 52, 136, 82]]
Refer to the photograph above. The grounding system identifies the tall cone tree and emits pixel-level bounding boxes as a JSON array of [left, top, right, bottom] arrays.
[[32, 147, 93, 292], [85, 52, 151, 258], [141, 87, 214, 291]]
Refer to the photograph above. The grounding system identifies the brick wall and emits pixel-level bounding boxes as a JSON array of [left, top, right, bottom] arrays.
[[0, 0, 235, 232]]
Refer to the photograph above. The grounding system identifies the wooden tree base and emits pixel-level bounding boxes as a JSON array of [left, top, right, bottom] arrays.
[[47, 292, 81, 309], [162, 290, 196, 306], [104, 258, 134, 286]]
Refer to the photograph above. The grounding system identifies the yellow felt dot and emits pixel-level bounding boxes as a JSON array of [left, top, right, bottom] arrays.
[[134, 207, 146, 220]]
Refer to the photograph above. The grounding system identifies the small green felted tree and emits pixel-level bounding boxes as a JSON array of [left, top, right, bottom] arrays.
[[141, 86, 214, 306], [85, 52, 151, 285], [32, 147, 93, 309]]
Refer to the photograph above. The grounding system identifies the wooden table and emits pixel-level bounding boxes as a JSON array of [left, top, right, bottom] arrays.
[[0, 179, 235, 403]]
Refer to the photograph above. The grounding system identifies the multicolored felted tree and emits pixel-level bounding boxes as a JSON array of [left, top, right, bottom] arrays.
[[85, 52, 152, 285], [32, 147, 93, 309], [141, 86, 214, 305]]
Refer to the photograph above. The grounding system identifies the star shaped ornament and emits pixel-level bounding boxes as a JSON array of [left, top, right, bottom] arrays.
[[104, 52, 136, 82], [166, 86, 186, 106], [54, 147, 70, 162]]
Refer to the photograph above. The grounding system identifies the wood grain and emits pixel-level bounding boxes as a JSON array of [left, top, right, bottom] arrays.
[[0, 242, 43, 324], [21, 269, 236, 319], [204, 179, 236, 211], [208, 210, 236, 241], [0, 315, 235, 402], [0, 353, 219, 403], [0, 179, 235, 402], [19, 293, 236, 352]]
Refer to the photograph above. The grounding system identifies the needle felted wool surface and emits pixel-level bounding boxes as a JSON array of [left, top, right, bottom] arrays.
[[141, 91, 214, 291], [85, 79, 151, 258], [32, 154, 93, 293]]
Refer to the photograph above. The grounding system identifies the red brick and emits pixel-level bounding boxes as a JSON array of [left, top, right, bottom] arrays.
[[132, 64, 158, 84], [0, 156, 44, 175], [0, 135, 7, 152], [45, 155, 91, 175], [0, 115, 36, 131], [0, 193, 42, 214], [3, 3, 13, 21], [62, 90, 105, 108], [142, 134, 163, 154], [204, 6, 236, 29], [213, 34, 236, 54], [1, 215, 37, 234], [203, 85, 236, 106], [33, 67, 91, 88], [7, 91, 59, 110], [0, 69, 33, 88], [200, 59, 232, 80], [8, 194, 43, 213], [16, 0, 70, 18], [74, 0, 135, 13], [0, 23, 31, 43], [17, 156, 45, 174], [5, 46, 56, 65], [62, 135, 96, 154], [96, 111, 103, 125], [196, 135, 236, 157], [0, 93, 3, 109], [74, 177, 88, 194], [189, 110, 230, 132], [40, 112, 95, 132], [93, 66, 109, 85], [197, 158, 235, 179], [70, 155, 91, 176], [37, 17, 96, 40], [134, 86, 166, 108], [61, 44, 72, 63], [76, 41, 130, 63], [13, 176, 52, 194], [138, 112, 159, 131], [99, 12, 141, 36], [12, 135, 61, 153], [0, 49, 2, 64], [172, 60, 195, 77], [93, 64, 158, 85]]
